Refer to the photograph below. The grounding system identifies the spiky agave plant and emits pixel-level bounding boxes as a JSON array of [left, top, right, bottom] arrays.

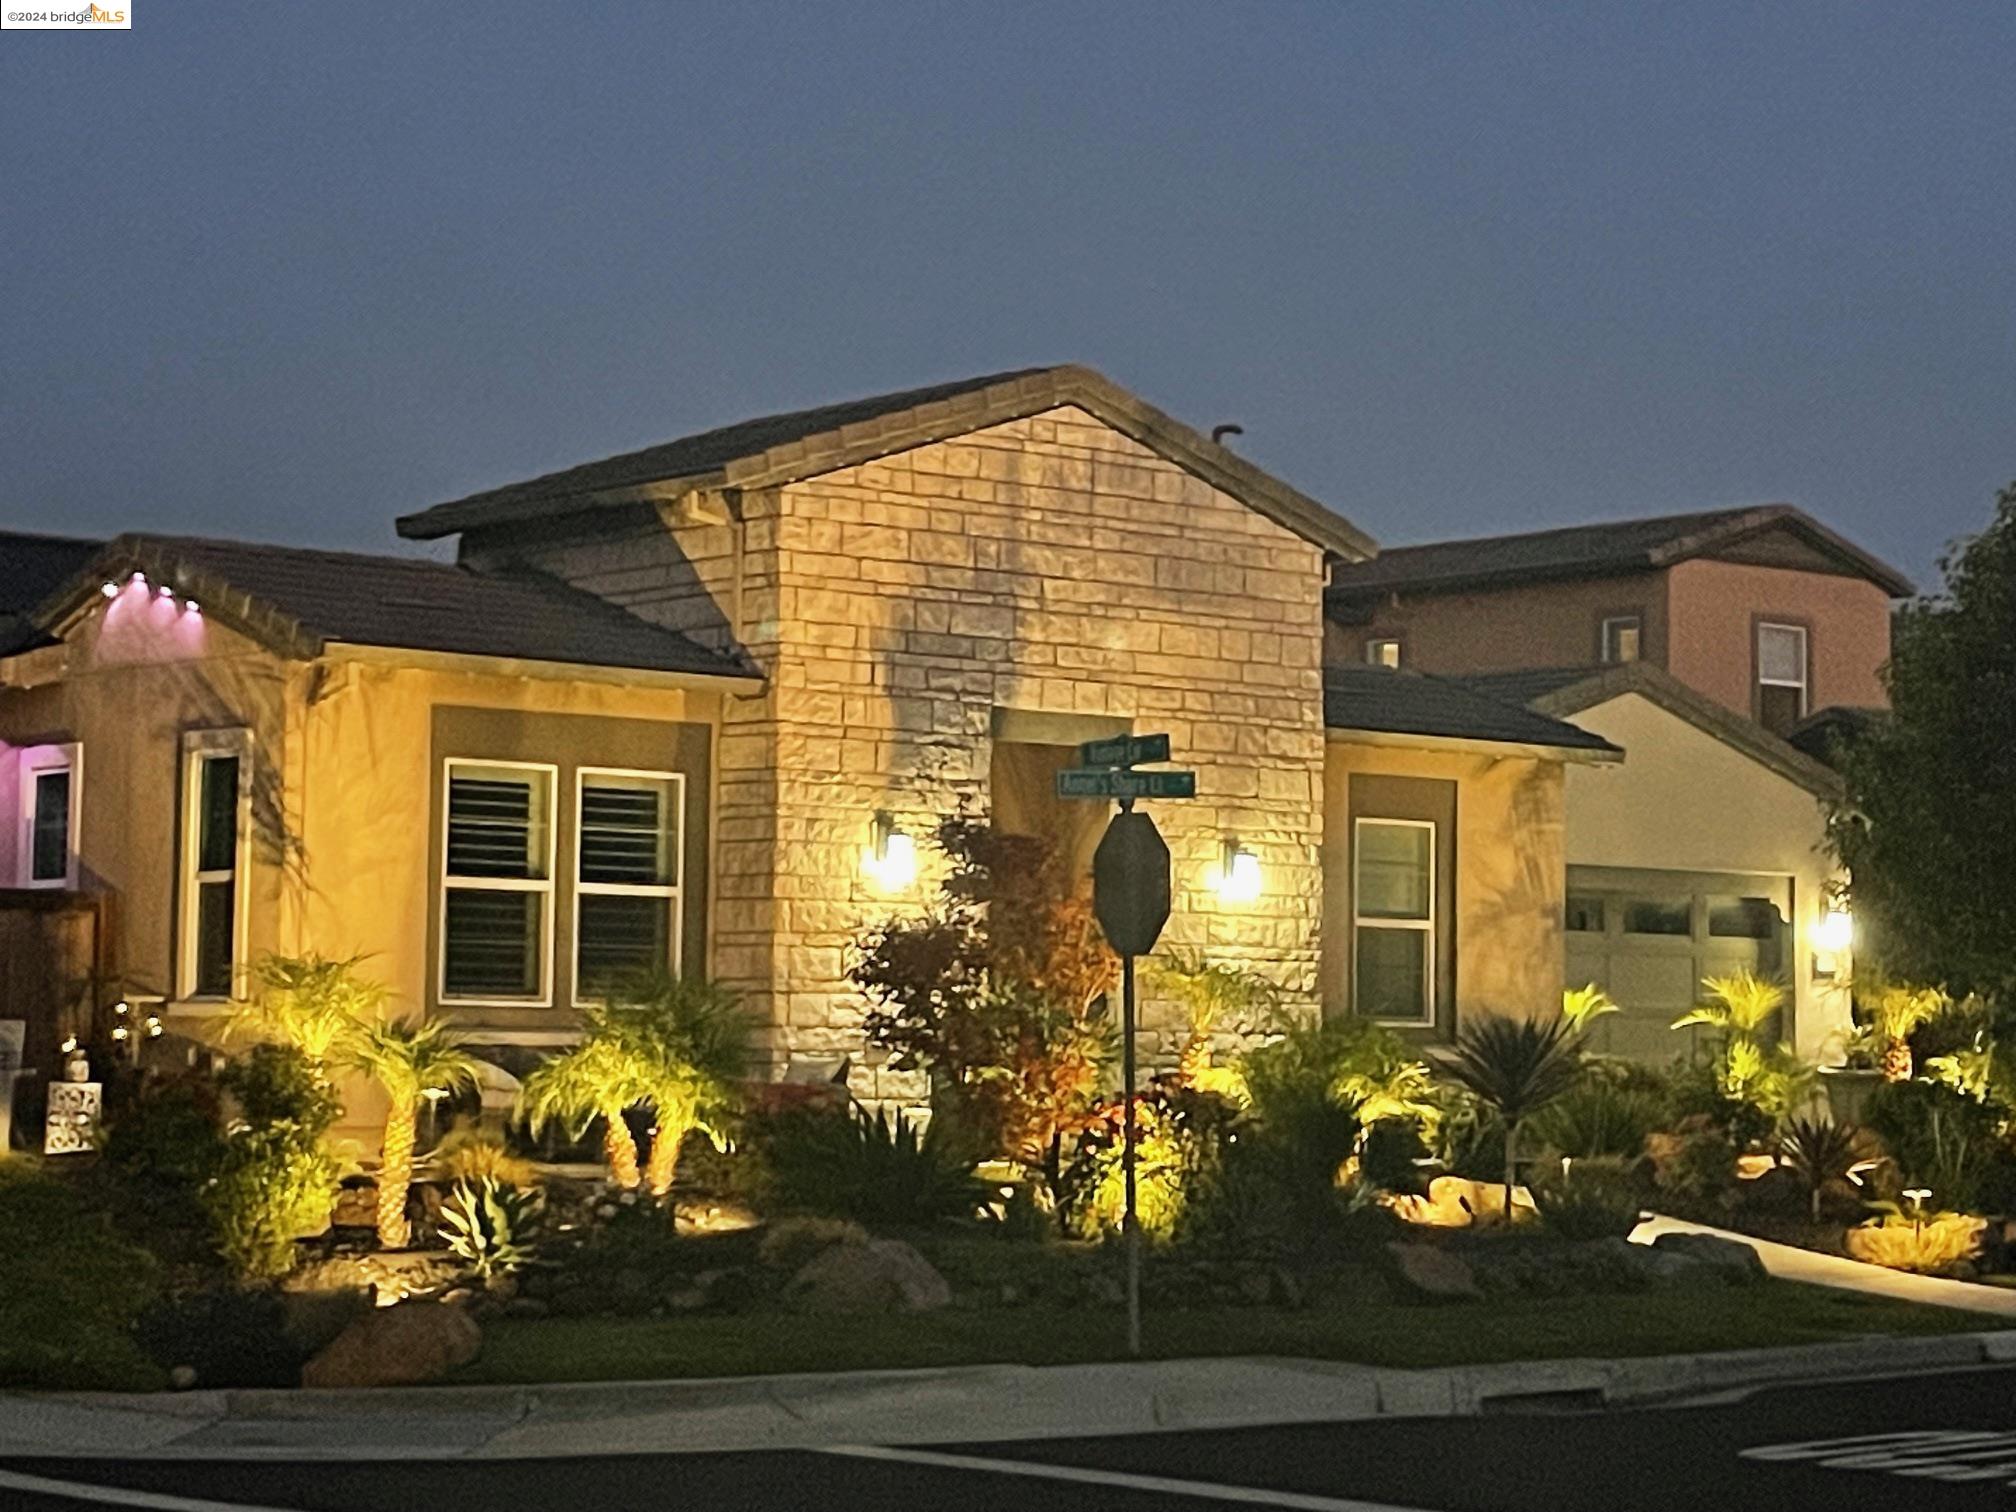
[[1779, 1116, 1866, 1223], [347, 1017, 479, 1249], [1443, 1013, 1585, 1220], [517, 1035, 651, 1190], [591, 972, 755, 1197]]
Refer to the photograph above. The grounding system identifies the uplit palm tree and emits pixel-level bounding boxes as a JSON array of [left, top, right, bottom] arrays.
[[1444, 1013, 1585, 1219], [592, 972, 754, 1197], [1673, 968, 1786, 1040], [1856, 974, 1950, 1083], [517, 1035, 652, 1190], [349, 1018, 479, 1249], [230, 953, 384, 1067]]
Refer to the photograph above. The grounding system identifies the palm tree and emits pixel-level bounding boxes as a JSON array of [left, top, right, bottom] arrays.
[[1444, 1013, 1586, 1220], [593, 972, 754, 1197], [348, 1018, 479, 1249], [517, 1035, 652, 1190], [1856, 975, 1950, 1083], [1673, 968, 1786, 1040], [230, 953, 384, 1067]]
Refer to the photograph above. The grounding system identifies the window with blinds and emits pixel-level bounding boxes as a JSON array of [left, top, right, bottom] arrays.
[[441, 762, 553, 1002], [575, 769, 682, 998], [1756, 622, 1809, 734], [179, 732, 248, 1000]]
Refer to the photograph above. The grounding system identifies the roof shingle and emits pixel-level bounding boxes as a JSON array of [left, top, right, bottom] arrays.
[[1322, 664, 1620, 755]]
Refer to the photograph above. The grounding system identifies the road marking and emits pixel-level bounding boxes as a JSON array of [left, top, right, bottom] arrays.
[[1741, 1429, 2016, 1486], [0, 1468, 301, 1512], [820, 1443, 1440, 1511]]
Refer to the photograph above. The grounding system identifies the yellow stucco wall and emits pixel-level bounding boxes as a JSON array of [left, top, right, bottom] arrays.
[[1557, 692, 1849, 1056], [1321, 739, 1567, 1032]]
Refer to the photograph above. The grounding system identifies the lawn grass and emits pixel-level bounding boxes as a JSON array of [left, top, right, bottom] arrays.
[[451, 1281, 1989, 1386]]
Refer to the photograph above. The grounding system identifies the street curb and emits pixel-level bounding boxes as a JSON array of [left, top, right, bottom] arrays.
[[4, 1331, 2013, 1462]]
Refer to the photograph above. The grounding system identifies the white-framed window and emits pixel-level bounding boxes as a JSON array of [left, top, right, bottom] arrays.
[[1354, 817, 1436, 1025], [1366, 638, 1403, 670], [439, 760, 556, 1006], [1601, 616, 1642, 664], [573, 767, 685, 1001], [16, 742, 80, 889], [1757, 622, 1809, 733], [179, 730, 251, 1001]]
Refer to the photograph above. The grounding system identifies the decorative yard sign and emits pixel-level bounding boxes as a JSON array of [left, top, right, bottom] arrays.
[[1057, 732, 1193, 1357]]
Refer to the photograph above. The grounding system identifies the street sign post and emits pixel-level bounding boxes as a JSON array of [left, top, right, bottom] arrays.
[[1055, 732, 1189, 1357]]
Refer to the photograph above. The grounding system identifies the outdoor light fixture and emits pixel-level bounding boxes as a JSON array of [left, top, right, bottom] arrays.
[[1817, 907, 1854, 953], [1216, 841, 1262, 905], [99, 581, 118, 598], [863, 812, 916, 891]]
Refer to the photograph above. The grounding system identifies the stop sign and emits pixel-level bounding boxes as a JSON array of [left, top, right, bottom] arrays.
[[1093, 810, 1172, 958]]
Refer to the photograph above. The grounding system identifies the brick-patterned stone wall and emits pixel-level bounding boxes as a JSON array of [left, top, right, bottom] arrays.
[[471, 407, 1330, 1101]]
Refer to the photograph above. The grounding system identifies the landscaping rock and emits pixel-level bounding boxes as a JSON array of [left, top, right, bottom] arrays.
[[277, 1286, 372, 1356], [301, 1301, 481, 1389], [1650, 1232, 1768, 1284], [330, 1185, 378, 1229], [1625, 1243, 1731, 1292], [1386, 1242, 1481, 1300], [785, 1238, 952, 1314]]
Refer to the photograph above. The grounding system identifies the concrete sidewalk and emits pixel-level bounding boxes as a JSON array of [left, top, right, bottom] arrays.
[[7, 1331, 2016, 1464], [1631, 1214, 2016, 1317]]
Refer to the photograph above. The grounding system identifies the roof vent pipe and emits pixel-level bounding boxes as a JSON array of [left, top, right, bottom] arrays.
[[1211, 424, 1244, 446]]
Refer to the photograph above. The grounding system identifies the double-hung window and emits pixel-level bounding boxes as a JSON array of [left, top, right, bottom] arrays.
[[17, 743, 80, 888], [440, 761, 555, 1004], [179, 731, 249, 1000], [1756, 622, 1809, 734], [1354, 817, 1436, 1024], [574, 768, 684, 999], [1365, 638, 1403, 670]]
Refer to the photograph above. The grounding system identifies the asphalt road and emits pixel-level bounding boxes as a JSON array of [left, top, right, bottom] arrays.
[[8, 1364, 2016, 1511]]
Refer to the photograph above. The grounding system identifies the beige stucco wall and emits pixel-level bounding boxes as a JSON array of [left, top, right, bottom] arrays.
[[1664, 558, 1892, 719], [1327, 572, 1669, 675], [1320, 739, 1567, 1032], [1558, 691, 1850, 1056]]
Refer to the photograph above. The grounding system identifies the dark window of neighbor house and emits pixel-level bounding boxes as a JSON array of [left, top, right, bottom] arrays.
[[180, 737, 247, 1000], [442, 761, 554, 1003], [1601, 616, 1642, 664], [28, 766, 71, 884], [575, 769, 683, 999], [1757, 622, 1809, 734], [1353, 817, 1436, 1024], [1623, 897, 1692, 936], [1708, 895, 1783, 940], [1366, 638, 1403, 669]]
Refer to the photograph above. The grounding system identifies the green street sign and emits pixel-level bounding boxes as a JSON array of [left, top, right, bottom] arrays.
[[1056, 767, 1197, 801], [1077, 732, 1170, 770]]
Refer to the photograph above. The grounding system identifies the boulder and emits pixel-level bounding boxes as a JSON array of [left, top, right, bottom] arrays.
[[330, 1185, 378, 1229], [785, 1238, 952, 1314], [1385, 1242, 1481, 1300], [277, 1287, 372, 1356], [1650, 1232, 1768, 1284], [301, 1301, 482, 1389]]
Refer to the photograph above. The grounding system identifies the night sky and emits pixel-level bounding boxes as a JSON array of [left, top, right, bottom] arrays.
[[3, 3, 2011, 587]]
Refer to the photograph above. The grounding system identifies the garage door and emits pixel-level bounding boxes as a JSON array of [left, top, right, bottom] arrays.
[[1564, 866, 1790, 1062]]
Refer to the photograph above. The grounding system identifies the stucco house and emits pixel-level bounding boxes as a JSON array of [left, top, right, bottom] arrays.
[[0, 365, 1897, 1111]]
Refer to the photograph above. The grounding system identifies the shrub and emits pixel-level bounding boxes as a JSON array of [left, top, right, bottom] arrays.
[[0, 1162, 164, 1391], [134, 1288, 302, 1389], [1863, 1078, 2011, 1213], [435, 1121, 540, 1189], [1645, 1114, 1740, 1207], [1527, 1156, 1646, 1240], [1057, 1084, 1242, 1243], [220, 1044, 342, 1135], [440, 1177, 544, 1280], [1528, 1077, 1662, 1161], [207, 1044, 343, 1281], [1240, 1018, 1437, 1192], [749, 1106, 989, 1227], [1846, 1211, 1986, 1274], [95, 1073, 230, 1260]]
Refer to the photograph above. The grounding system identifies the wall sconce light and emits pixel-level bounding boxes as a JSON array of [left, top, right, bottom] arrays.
[[1216, 840, 1262, 905], [863, 812, 916, 892], [1816, 907, 1854, 954]]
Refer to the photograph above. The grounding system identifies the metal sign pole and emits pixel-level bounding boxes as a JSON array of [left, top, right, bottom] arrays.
[[1122, 948, 1141, 1357]]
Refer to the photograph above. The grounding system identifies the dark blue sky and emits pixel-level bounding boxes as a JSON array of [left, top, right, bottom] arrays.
[[3, 3, 2011, 586]]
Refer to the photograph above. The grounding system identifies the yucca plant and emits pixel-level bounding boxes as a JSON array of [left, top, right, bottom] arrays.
[[1855, 975, 1951, 1083], [1442, 1013, 1585, 1219], [347, 1018, 480, 1250], [591, 972, 754, 1197], [758, 1106, 989, 1226], [440, 1176, 544, 1281], [517, 1036, 651, 1190], [1779, 1116, 1867, 1223]]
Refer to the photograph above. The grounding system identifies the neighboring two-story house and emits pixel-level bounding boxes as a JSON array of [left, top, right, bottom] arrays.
[[1324, 509, 1914, 1058]]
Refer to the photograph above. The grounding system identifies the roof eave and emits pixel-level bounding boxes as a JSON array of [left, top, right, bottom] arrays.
[[1323, 724, 1623, 765], [322, 641, 763, 693]]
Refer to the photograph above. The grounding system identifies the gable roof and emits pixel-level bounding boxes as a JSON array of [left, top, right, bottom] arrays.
[[1458, 662, 1843, 798], [1322, 664, 1621, 759], [22, 534, 755, 683], [1324, 504, 1913, 605], [396, 365, 1377, 561], [0, 530, 102, 649]]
